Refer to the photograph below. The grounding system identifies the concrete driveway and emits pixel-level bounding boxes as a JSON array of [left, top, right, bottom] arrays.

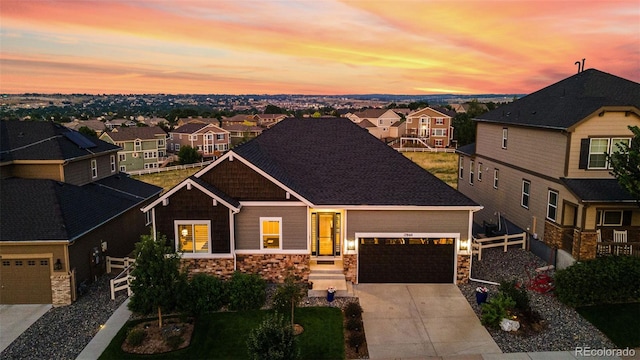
[[355, 284, 501, 359], [0, 304, 51, 352]]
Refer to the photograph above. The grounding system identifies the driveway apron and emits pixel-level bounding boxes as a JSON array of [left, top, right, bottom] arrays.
[[0, 304, 51, 352], [355, 284, 501, 359]]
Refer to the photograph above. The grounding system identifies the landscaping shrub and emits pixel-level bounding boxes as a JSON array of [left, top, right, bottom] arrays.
[[344, 301, 363, 318], [345, 317, 363, 332], [272, 275, 304, 325], [555, 256, 640, 307], [347, 331, 365, 349], [180, 273, 227, 315], [165, 335, 184, 350], [480, 292, 515, 328], [126, 328, 145, 347], [246, 313, 298, 360], [499, 279, 530, 312], [227, 271, 267, 311]]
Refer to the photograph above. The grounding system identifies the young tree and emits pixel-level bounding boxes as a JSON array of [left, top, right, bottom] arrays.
[[272, 274, 305, 328], [128, 233, 184, 328], [78, 126, 97, 138], [607, 125, 640, 206], [246, 313, 298, 360], [178, 145, 202, 164]]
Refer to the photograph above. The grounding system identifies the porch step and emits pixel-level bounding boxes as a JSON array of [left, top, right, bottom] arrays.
[[307, 279, 355, 298], [307, 260, 354, 298]]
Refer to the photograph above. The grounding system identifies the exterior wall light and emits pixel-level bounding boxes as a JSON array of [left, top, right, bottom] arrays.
[[347, 239, 356, 251]]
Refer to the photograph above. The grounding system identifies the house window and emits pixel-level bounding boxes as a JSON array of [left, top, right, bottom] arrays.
[[260, 217, 282, 250], [459, 156, 464, 179], [478, 162, 483, 181], [216, 134, 225, 141], [91, 159, 97, 178], [502, 128, 508, 149], [158, 138, 165, 147], [435, 118, 444, 125], [189, 135, 197, 141], [521, 180, 531, 209], [547, 190, 558, 221], [144, 151, 157, 159], [435, 139, 443, 147], [169, 133, 173, 140], [378, 119, 383, 126], [175, 144, 180, 151], [110, 155, 116, 172], [420, 117, 428, 124], [176, 221, 210, 254], [407, 118, 413, 124], [469, 160, 474, 185], [215, 144, 229, 151], [145, 210, 152, 225], [119, 153, 126, 162], [588, 138, 631, 169], [120, 165, 126, 172], [432, 128, 446, 137], [134, 139, 141, 151], [493, 169, 499, 189], [597, 210, 623, 226]]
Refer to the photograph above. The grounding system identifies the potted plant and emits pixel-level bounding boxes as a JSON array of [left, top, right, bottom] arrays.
[[327, 286, 336, 302], [475, 286, 489, 305]]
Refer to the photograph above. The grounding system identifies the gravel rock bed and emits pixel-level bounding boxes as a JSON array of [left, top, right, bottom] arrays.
[[458, 247, 615, 353], [1, 275, 127, 360]]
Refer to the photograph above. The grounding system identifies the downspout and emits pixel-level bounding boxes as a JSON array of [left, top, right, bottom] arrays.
[[467, 208, 499, 285]]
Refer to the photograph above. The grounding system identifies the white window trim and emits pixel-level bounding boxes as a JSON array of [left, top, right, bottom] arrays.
[[435, 118, 444, 125], [174, 220, 212, 258], [110, 155, 116, 173], [145, 210, 152, 226], [502, 128, 508, 149], [459, 156, 464, 179], [469, 160, 474, 185], [175, 144, 180, 151], [120, 165, 126, 172], [547, 190, 558, 221], [119, 153, 126, 161], [588, 138, 631, 170], [477, 162, 483, 182], [493, 169, 499, 189], [600, 210, 623, 226], [91, 159, 97, 178], [521, 180, 531, 209], [134, 139, 142, 151], [260, 217, 283, 251]]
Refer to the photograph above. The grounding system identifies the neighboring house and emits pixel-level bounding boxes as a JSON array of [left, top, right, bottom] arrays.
[[451, 103, 489, 114], [456, 69, 640, 267], [0, 121, 161, 305], [256, 114, 287, 128], [104, 119, 136, 129], [175, 117, 220, 128], [220, 114, 259, 127], [346, 109, 402, 139], [221, 124, 264, 146], [404, 107, 454, 148], [167, 123, 230, 158], [142, 118, 481, 286], [63, 119, 107, 135], [99, 126, 168, 172]]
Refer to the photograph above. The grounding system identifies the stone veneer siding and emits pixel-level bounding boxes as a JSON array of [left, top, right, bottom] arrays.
[[51, 274, 72, 306], [181, 258, 235, 281], [575, 230, 597, 261], [237, 254, 310, 283], [543, 220, 563, 249], [342, 254, 357, 283], [456, 254, 470, 284]]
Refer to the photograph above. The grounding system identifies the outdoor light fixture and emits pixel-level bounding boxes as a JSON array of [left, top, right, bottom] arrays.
[[347, 239, 356, 251], [459, 239, 469, 252], [54, 258, 62, 271]]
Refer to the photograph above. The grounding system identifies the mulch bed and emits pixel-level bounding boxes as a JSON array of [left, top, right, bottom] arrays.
[[121, 318, 194, 354]]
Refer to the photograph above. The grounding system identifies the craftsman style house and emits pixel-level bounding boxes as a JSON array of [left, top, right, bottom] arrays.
[[143, 118, 481, 286], [167, 123, 230, 159], [457, 69, 640, 266], [99, 126, 168, 172], [0, 121, 161, 305], [405, 107, 455, 148]]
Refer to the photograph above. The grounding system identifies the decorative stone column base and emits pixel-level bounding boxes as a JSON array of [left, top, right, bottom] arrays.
[[456, 254, 470, 284], [51, 273, 72, 306], [342, 254, 357, 283]]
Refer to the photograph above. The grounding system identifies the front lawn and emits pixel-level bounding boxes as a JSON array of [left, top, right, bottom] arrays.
[[99, 307, 344, 359], [577, 303, 640, 348]]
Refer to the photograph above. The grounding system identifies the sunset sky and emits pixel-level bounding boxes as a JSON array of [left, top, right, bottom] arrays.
[[1, 0, 638, 95]]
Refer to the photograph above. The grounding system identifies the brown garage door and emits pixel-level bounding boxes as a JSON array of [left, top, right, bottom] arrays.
[[358, 237, 455, 283], [0, 258, 52, 304]]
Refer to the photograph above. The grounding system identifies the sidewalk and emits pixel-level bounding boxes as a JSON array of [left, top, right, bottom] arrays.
[[76, 298, 131, 360]]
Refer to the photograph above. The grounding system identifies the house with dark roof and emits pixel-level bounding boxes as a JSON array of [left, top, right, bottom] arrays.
[[0, 121, 162, 305], [456, 69, 640, 267], [99, 126, 168, 172], [167, 123, 230, 159], [142, 118, 481, 291]]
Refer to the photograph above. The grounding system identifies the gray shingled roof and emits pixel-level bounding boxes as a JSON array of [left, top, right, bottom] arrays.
[[103, 126, 166, 141], [561, 178, 635, 203], [0, 120, 119, 163], [232, 118, 478, 206], [456, 143, 476, 156], [1, 176, 161, 242], [475, 69, 640, 130]]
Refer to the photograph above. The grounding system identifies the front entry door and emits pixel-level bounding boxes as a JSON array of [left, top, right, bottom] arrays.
[[311, 212, 341, 256]]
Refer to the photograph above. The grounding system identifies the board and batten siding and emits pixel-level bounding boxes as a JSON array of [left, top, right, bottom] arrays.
[[235, 206, 307, 250], [475, 123, 567, 180], [566, 112, 640, 179], [346, 210, 470, 240]]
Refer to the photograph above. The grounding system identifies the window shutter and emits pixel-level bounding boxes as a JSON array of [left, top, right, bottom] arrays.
[[578, 138, 589, 169]]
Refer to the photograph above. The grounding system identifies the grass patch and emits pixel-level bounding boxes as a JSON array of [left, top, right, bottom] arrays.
[[99, 307, 344, 359], [404, 152, 458, 188], [577, 303, 640, 348], [132, 168, 202, 192]]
